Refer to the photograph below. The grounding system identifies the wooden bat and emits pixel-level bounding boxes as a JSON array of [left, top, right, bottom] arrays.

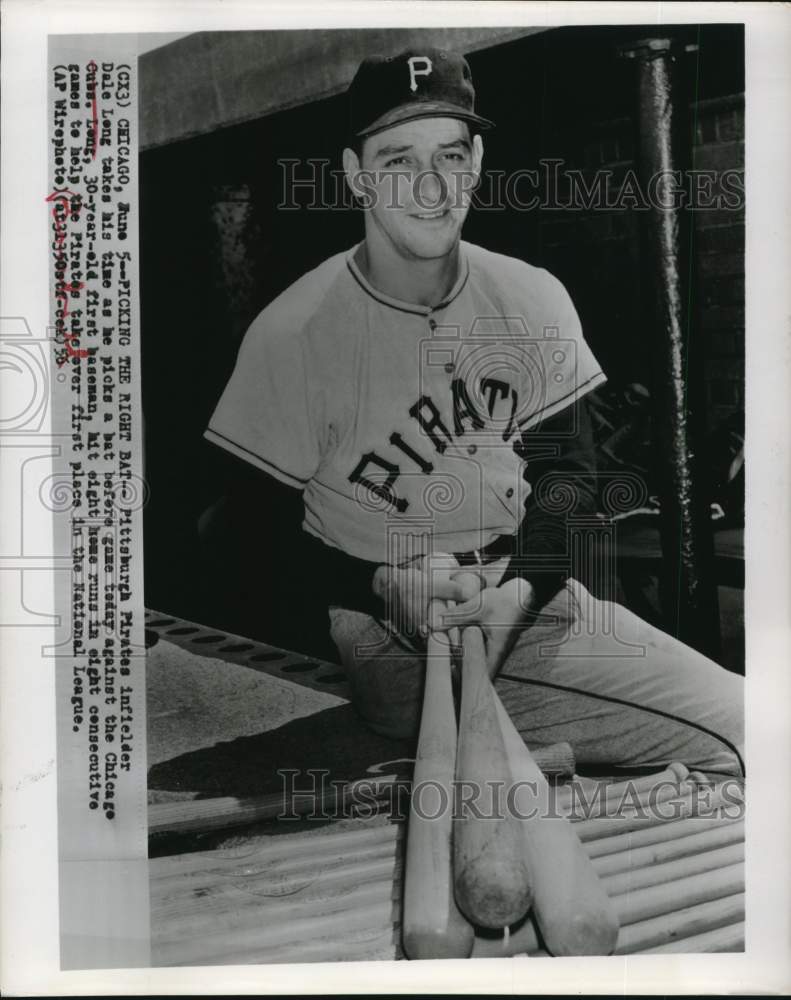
[[553, 761, 689, 813], [586, 811, 741, 859], [641, 918, 745, 954], [617, 861, 743, 926], [603, 840, 744, 896], [453, 626, 533, 929], [613, 891, 745, 954], [149, 747, 575, 840], [401, 610, 474, 959], [148, 774, 399, 838], [565, 778, 696, 822], [592, 817, 744, 876], [148, 755, 690, 841], [574, 780, 743, 842], [493, 693, 620, 956]]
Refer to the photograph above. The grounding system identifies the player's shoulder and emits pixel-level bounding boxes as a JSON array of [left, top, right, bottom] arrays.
[[239, 249, 351, 355], [463, 241, 573, 307]]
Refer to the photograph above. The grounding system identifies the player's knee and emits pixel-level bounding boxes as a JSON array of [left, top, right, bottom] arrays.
[[682, 741, 745, 779], [328, 607, 424, 741], [346, 666, 423, 741]]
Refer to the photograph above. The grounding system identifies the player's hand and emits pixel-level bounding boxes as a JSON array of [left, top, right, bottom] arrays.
[[372, 553, 478, 641], [437, 576, 536, 678]]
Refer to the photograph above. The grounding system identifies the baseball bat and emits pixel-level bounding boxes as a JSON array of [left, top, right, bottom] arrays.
[[617, 861, 743, 926], [585, 811, 741, 859], [603, 840, 744, 896], [612, 893, 745, 954], [574, 780, 743, 842], [150, 746, 578, 840], [640, 918, 745, 954], [148, 774, 399, 838], [592, 817, 744, 876], [453, 626, 533, 929], [493, 693, 620, 956], [402, 616, 474, 959], [553, 762, 689, 813], [565, 778, 696, 822]]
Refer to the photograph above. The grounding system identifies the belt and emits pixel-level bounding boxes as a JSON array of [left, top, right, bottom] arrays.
[[453, 533, 515, 567]]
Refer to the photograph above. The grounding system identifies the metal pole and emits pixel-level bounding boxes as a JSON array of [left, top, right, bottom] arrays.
[[620, 36, 720, 658]]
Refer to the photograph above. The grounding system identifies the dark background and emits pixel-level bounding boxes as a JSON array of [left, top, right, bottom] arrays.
[[139, 24, 744, 666]]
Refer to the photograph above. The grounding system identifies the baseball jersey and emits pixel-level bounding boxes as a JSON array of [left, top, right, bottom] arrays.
[[205, 241, 606, 565]]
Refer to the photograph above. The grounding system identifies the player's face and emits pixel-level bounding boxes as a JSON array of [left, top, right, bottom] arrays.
[[344, 117, 483, 262]]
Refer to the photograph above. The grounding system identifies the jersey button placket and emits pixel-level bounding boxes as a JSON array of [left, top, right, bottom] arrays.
[[429, 314, 456, 375]]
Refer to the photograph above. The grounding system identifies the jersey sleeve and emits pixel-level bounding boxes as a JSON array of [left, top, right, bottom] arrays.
[[204, 313, 324, 490], [516, 268, 606, 432]]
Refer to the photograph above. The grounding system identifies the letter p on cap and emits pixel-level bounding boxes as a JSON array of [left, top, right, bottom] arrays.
[[408, 55, 433, 92]]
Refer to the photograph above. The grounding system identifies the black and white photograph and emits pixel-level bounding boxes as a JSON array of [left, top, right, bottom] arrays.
[[2, 1, 790, 994], [142, 21, 747, 965]]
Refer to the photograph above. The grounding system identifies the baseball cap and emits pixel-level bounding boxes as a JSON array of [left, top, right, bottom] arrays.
[[348, 46, 495, 139]]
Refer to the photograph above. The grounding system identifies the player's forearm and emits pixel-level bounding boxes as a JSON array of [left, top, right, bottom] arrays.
[[500, 396, 598, 608], [206, 440, 382, 617], [302, 531, 383, 617]]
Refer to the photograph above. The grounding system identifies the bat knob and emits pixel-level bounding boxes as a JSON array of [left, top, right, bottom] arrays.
[[667, 761, 690, 784]]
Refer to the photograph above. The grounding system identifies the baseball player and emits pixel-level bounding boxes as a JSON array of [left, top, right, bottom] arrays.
[[205, 47, 743, 778]]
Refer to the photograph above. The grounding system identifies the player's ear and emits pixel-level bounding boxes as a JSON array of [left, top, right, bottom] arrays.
[[471, 133, 484, 179], [342, 145, 360, 180], [343, 146, 374, 208]]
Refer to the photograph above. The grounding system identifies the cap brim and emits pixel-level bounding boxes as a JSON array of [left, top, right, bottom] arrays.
[[357, 101, 495, 138]]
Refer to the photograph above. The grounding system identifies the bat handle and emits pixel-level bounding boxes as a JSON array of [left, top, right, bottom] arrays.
[[402, 601, 474, 959], [444, 567, 486, 653]]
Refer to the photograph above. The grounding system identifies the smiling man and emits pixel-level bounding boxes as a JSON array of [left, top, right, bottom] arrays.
[[343, 116, 483, 300], [205, 47, 743, 779]]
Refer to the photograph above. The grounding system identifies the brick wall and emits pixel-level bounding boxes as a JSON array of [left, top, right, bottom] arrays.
[[537, 93, 744, 430], [694, 96, 745, 426]]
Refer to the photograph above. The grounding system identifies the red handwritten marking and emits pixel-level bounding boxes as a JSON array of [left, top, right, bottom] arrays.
[[45, 189, 81, 247], [61, 337, 90, 363], [57, 281, 85, 319], [46, 190, 90, 363]]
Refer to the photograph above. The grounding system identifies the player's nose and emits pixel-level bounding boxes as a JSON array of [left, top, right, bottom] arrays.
[[411, 170, 448, 211]]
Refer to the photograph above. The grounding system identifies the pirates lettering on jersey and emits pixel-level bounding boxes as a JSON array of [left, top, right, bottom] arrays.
[[348, 376, 519, 513], [206, 241, 607, 563]]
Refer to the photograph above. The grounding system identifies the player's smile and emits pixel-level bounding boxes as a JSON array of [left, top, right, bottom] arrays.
[[410, 208, 451, 222]]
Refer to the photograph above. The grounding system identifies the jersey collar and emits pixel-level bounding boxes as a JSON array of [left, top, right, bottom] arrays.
[[346, 243, 470, 317]]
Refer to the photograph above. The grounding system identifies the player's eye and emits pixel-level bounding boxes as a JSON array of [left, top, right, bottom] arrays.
[[383, 156, 411, 168], [440, 151, 465, 162]]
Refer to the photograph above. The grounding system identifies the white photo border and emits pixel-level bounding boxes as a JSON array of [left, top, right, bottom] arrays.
[[2, 0, 789, 994]]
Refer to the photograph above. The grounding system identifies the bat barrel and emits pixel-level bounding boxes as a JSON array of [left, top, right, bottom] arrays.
[[453, 627, 533, 929]]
